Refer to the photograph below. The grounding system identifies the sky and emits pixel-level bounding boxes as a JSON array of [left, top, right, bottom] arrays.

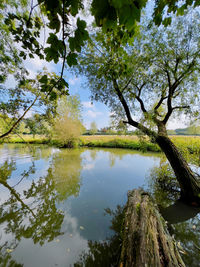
[[19, 55, 112, 130], [4, 0, 189, 131], [21, 54, 188, 131]]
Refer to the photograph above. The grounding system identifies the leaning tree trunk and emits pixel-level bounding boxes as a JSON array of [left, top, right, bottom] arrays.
[[156, 134, 200, 204], [120, 189, 185, 267]]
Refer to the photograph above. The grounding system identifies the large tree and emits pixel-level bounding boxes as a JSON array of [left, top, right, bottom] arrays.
[[74, 11, 200, 203]]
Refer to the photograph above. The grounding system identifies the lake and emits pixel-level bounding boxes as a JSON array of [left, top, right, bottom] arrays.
[[0, 144, 199, 266]]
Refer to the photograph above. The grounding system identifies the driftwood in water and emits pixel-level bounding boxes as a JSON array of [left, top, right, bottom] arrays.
[[119, 189, 185, 267]]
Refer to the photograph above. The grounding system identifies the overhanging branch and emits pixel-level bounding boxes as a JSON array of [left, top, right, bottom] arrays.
[[0, 95, 38, 139]]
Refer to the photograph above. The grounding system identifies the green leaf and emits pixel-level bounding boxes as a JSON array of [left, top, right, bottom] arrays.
[[177, 7, 184, 16], [162, 17, 172, 27], [29, 53, 34, 58], [39, 75, 48, 84], [67, 53, 78, 67], [49, 91, 57, 100], [44, 47, 59, 63], [77, 18, 86, 30], [69, 37, 76, 52]]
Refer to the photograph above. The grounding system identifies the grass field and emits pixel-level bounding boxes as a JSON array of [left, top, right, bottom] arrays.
[[2, 134, 200, 154], [80, 135, 160, 152], [80, 135, 200, 154]]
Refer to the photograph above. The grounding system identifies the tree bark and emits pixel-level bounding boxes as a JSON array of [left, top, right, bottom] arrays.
[[119, 189, 185, 267], [156, 135, 200, 203]]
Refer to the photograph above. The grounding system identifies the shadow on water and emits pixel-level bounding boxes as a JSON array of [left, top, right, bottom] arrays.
[[160, 200, 200, 224]]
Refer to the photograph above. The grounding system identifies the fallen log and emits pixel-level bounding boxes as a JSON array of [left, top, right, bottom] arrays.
[[119, 189, 185, 267]]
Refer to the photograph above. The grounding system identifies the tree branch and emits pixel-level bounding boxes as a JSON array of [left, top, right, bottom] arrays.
[[122, 74, 135, 92], [0, 180, 36, 218], [0, 95, 38, 139], [162, 62, 194, 125], [112, 76, 157, 137], [27, 0, 40, 26], [154, 95, 167, 111], [131, 82, 148, 114], [135, 95, 147, 114], [172, 105, 190, 110]]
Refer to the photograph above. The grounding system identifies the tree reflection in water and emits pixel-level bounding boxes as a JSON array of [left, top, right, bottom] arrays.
[[74, 205, 124, 267], [0, 147, 82, 266], [148, 158, 200, 267]]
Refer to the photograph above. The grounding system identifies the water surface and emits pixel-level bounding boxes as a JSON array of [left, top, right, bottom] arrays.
[[0, 144, 199, 266], [0, 144, 161, 266]]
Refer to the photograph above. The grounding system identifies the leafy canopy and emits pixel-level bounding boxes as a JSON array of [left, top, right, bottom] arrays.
[[74, 10, 200, 136]]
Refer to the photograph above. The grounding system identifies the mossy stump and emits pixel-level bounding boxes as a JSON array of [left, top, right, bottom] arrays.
[[119, 189, 185, 267]]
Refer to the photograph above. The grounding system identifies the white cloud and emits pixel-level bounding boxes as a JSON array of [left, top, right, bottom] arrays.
[[68, 77, 80, 86], [83, 163, 95, 170], [87, 110, 102, 118], [82, 101, 95, 108], [25, 55, 55, 79], [30, 57, 44, 68], [167, 119, 187, 130]]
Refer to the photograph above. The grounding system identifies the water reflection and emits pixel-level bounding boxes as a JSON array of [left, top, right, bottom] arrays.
[[50, 149, 82, 201], [0, 144, 170, 266], [0, 162, 65, 265], [148, 159, 200, 267], [0, 145, 84, 266], [74, 205, 124, 267]]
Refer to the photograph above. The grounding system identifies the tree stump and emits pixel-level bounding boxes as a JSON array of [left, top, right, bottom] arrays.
[[119, 189, 185, 267]]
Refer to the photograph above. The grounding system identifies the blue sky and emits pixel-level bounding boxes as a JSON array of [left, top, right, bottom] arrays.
[[67, 74, 111, 129]]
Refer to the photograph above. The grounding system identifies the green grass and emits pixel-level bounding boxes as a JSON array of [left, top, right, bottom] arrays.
[[2, 134, 200, 155], [80, 135, 160, 152], [0, 134, 49, 144], [80, 135, 200, 154]]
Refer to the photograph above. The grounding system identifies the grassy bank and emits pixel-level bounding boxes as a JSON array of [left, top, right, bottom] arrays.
[[80, 135, 160, 152], [1, 134, 49, 144], [80, 135, 200, 154], [2, 134, 200, 154]]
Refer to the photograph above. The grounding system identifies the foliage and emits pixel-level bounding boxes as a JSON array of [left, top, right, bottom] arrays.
[[89, 121, 98, 135], [114, 120, 128, 135], [75, 11, 200, 137], [1, 0, 88, 89], [0, 145, 83, 264], [153, 0, 200, 26], [0, 70, 67, 138], [91, 0, 147, 32], [0, 0, 26, 83], [75, 205, 124, 266], [0, 0, 150, 98], [16, 121, 30, 134], [53, 95, 84, 147]]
